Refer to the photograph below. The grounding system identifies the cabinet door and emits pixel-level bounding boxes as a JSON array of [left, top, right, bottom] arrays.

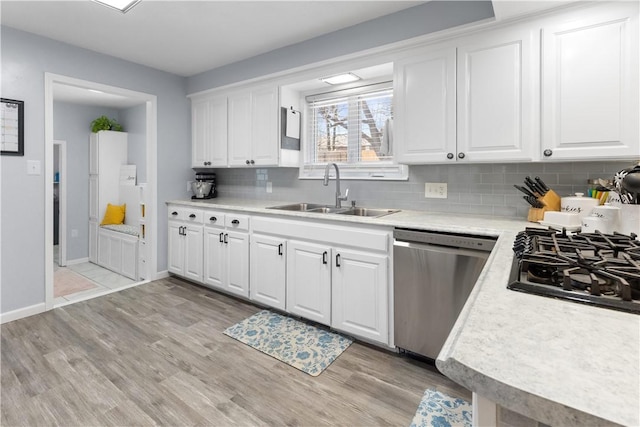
[[541, 3, 639, 160], [225, 231, 250, 297], [203, 227, 225, 290], [89, 133, 98, 174], [97, 230, 110, 267], [120, 237, 138, 280], [183, 225, 203, 282], [209, 96, 228, 167], [394, 47, 457, 164], [250, 234, 286, 310], [167, 222, 185, 276], [251, 86, 279, 166], [227, 92, 253, 166], [286, 240, 331, 326], [457, 26, 538, 162], [191, 98, 210, 168], [332, 249, 388, 344]]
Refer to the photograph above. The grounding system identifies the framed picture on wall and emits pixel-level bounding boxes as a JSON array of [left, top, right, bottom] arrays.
[[1, 98, 25, 156]]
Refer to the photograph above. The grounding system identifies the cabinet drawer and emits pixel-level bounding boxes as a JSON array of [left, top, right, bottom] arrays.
[[204, 211, 225, 228], [168, 207, 204, 224], [225, 214, 250, 231]]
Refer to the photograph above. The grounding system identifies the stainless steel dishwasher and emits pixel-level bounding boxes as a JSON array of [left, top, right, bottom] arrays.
[[393, 228, 496, 360]]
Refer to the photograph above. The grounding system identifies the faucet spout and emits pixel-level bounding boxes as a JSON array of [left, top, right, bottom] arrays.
[[323, 163, 348, 208]]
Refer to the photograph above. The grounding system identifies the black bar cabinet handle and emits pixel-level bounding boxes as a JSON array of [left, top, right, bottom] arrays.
[[322, 251, 328, 264], [335, 254, 341, 267], [224, 234, 228, 244], [278, 243, 283, 256], [219, 232, 224, 243]]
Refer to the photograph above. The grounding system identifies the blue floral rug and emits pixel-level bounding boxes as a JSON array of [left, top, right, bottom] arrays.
[[410, 389, 472, 427], [223, 310, 353, 376]]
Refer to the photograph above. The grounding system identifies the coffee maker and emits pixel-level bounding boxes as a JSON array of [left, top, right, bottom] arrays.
[[191, 172, 217, 199]]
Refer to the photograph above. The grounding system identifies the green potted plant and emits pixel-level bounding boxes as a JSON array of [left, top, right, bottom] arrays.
[[91, 115, 123, 133]]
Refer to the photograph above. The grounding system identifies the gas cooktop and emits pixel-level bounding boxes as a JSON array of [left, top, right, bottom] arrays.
[[509, 228, 640, 314]]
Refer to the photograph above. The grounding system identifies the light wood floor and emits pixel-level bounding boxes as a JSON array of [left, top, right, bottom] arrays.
[[1, 276, 470, 426]]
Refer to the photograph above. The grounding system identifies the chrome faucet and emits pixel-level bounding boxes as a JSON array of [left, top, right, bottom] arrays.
[[323, 163, 348, 208]]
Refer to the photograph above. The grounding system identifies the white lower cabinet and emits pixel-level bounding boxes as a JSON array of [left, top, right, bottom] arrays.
[[168, 221, 203, 283], [286, 240, 332, 326], [250, 234, 286, 310], [331, 248, 388, 343], [203, 213, 250, 298]]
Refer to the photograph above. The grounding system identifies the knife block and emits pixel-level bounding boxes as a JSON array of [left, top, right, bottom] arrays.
[[527, 190, 561, 222]]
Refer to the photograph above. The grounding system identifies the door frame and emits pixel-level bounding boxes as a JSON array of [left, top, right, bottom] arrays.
[[44, 73, 158, 310], [53, 140, 67, 267]]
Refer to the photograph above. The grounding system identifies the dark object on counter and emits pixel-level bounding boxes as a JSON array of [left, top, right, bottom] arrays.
[[525, 176, 545, 196], [535, 176, 550, 193], [191, 172, 217, 199], [514, 184, 536, 198], [509, 227, 640, 314], [523, 195, 543, 208]]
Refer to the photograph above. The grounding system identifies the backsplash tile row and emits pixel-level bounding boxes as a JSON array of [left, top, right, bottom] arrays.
[[211, 161, 634, 219]]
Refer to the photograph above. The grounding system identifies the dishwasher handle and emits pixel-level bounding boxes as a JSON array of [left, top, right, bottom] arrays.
[[394, 239, 492, 259]]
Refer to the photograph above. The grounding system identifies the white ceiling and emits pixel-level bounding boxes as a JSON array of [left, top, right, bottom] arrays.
[[1, 0, 424, 77]]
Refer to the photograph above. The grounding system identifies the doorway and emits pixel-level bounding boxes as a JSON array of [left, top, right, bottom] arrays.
[[44, 73, 158, 310], [53, 140, 67, 268]]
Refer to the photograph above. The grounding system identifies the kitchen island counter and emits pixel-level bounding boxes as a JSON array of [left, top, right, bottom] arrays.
[[167, 198, 639, 426]]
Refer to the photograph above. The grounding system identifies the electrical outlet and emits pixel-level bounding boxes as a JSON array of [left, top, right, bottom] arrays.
[[425, 182, 447, 199]]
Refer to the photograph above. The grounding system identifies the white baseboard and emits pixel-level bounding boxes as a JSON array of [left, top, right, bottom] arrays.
[[0, 302, 46, 324], [66, 257, 89, 266], [154, 270, 169, 280]]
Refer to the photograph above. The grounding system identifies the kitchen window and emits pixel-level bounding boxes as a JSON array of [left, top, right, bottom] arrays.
[[301, 82, 408, 180]]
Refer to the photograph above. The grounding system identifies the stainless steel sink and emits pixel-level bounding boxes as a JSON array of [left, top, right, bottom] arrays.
[[334, 207, 400, 218], [266, 203, 328, 212], [267, 203, 400, 218]]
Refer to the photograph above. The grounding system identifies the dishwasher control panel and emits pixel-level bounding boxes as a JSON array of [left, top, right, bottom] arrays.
[[394, 228, 497, 252]]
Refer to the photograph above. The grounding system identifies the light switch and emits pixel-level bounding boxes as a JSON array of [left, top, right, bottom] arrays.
[[27, 160, 42, 175]]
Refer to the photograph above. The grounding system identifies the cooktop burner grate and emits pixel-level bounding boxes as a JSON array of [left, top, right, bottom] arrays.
[[509, 228, 640, 314]]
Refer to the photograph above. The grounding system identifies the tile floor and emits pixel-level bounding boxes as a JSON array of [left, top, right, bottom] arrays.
[[54, 245, 138, 306]]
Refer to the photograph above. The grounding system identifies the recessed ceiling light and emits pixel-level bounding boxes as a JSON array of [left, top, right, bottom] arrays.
[[320, 73, 361, 85], [92, 0, 141, 13]]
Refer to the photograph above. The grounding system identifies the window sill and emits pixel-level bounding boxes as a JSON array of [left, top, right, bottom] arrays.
[[299, 163, 408, 181]]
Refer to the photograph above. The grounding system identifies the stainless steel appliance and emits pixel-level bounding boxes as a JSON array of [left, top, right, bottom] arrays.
[[509, 227, 640, 314], [393, 228, 496, 360], [192, 172, 216, 199]]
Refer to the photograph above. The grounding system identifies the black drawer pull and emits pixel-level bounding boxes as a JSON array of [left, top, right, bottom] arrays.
[[189, 214, 196, 219], [209, 216, 217, 222], [231, 219, 240, 225], [171, 211, 178, 216]]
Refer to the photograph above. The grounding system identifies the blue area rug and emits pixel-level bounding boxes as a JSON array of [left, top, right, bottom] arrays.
[[223, 310, 352, 377], [410, 389, 472, 427]]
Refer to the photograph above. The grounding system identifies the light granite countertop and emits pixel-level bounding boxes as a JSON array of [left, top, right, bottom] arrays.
[[167, 198, 640, 426]]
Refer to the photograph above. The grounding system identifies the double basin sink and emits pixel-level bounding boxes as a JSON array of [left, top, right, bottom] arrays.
[[267, 203, 400, 218]]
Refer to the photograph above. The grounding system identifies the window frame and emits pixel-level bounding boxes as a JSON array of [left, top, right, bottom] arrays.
[[299, 80, 408, 181]]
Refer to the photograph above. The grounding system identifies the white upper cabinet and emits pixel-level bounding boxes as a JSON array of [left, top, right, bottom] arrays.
[[456, 26, 539, 162], [228, 85, 279, 167], [394, 46, 457, 164], [394, 25, 538, 163], [191, 95, 228, 168], [541, 2, 639, 160]]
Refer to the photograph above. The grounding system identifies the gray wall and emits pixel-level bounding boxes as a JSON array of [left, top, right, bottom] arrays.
[[187, 1, 494, 93], [53, 102, 121, 261], [213, 161, 633, 219], [120, 104, 147, 183], [1, 26, 190, 314]]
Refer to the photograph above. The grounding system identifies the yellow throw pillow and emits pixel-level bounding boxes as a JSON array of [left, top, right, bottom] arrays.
[[100, 203, 126, 225]]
